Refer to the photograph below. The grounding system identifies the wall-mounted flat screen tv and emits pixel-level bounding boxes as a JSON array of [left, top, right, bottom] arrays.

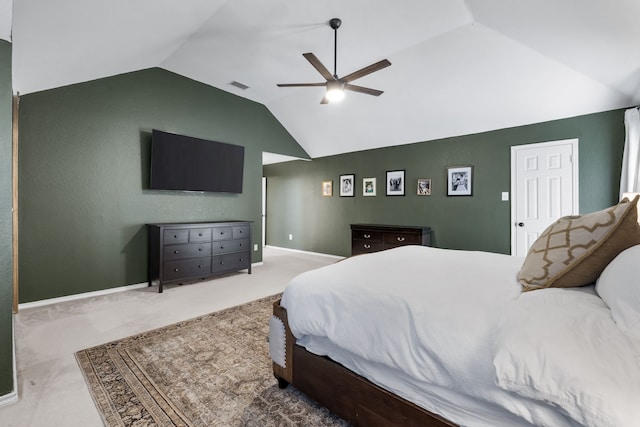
[[150, 130, 244, 193]]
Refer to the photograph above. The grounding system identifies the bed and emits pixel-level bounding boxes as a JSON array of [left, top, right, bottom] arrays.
[[269, 196, 640, 427]]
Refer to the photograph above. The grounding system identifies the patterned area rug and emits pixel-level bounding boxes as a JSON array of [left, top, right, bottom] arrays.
[[75, 294, 349, 426]]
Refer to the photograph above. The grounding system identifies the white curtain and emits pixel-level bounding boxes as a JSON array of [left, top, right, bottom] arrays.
[[620, 108, 640, 199]]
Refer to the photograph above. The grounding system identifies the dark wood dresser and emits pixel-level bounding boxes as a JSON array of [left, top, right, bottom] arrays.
[[148, 221, 252, 293], [351, 224, 432, 256]]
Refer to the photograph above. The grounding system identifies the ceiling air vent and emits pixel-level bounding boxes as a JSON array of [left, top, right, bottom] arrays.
[[230, 81, 250, 90]]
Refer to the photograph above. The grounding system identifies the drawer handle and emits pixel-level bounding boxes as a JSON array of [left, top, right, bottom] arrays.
[[198, 264, 204, 268], [174, 250, 180, 254], [220, 245, 224, 250], [198, 233, 203, 237], [199, 248, 203, 251], [364, 244, 371, 249], [220, 231, 224, 235], [173, 268, 180, 272], [397, 236, 406, 242], [239, 258, 243, 262], [239, 242, 243, 247], [220, 261, 224, 265], [174, 235, 178, 239], [364, 234, 371, 239]]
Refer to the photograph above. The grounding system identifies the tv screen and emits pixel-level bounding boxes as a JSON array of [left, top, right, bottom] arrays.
[[150, 130, 244, 193]]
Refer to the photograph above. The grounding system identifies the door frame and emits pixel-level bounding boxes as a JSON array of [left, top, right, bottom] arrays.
[[12, 94, 19, 313], [510, 138, 579, 255], [262, 176, 266, 248]]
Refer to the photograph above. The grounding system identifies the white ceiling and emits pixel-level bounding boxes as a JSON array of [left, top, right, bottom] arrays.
[[4, 0, 640, 159]]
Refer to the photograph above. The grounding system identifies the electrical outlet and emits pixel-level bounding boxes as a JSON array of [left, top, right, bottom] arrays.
[[289, 234, 293, 240]]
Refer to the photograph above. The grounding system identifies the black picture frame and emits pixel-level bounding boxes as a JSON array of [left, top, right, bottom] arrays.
[[386, 170, 405, 196], [447, 166, 473, 196], [339, 174, 355, 197]]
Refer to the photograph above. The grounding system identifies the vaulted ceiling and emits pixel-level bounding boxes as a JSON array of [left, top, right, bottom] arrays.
[[3, 0, 640, 159]]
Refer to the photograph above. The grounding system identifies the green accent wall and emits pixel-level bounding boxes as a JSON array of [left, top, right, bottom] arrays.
[[264, 109, 626, 256], [18, 68, 308, 303], [0, 39, 14, 396]]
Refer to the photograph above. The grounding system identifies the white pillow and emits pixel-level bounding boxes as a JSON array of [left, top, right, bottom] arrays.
[[493, 288, 640, 426], [596, 244, 640, 330]]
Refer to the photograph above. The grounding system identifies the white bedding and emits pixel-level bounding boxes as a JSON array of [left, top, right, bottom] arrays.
[[279, 245, 640, 427]]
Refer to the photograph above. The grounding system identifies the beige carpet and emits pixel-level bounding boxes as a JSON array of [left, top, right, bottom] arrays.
[[75, 294, 349, 427]]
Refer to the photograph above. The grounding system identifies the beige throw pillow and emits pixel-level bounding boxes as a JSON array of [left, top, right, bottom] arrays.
[[519, 195, 640, 292]]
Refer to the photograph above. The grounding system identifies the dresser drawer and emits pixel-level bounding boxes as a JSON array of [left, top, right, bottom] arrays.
[[163, 229, 189, 244], [163, 257, 212, 281], [189, 228, 212, 242], [163, 243, 211, 261], [352, 241, 384, 255], [211, 227, 233, 241], [233, 225, 250, 239], [211, 238, 250, 254], [383, 232, 422, 247], [212, 252, 250, 272], [351, 230, 383, 243]]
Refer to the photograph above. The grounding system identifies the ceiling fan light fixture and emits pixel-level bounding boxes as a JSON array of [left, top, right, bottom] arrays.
[[326, 81, 345, 102], [277, 18, 390, 104]]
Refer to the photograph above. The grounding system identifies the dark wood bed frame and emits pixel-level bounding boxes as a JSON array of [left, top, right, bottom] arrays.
[[272, 300, 458, 427]]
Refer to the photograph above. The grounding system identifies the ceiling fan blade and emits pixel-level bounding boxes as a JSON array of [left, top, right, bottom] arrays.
[[303, 52, 336, 81], [277, 83, 327, 87], [344, 84, 384, 97], [340, 59, 391, 83]]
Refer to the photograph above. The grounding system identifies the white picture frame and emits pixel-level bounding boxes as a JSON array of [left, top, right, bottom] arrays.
[[363, 177, 376, 196]]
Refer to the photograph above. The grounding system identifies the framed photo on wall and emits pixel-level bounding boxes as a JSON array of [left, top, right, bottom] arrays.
[[447, 166, 473, 196], [339, 174, 355, 197], [417, 178, 431, 195], [322, 180, 333, 197], [386, 170, 405, 196], [363, 177, 376, 196]]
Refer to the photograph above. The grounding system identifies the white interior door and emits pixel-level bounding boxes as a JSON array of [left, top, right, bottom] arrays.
[[511, 139, 579, 256]]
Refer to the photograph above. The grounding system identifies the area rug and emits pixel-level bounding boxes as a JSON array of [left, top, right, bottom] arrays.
[[75, 294, 349, 426]]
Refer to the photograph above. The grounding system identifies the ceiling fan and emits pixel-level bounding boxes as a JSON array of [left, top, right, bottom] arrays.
[[277, 18, 391, 104]]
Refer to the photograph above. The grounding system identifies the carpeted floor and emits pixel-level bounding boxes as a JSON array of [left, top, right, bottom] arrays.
[[75, 294, 349, 427]]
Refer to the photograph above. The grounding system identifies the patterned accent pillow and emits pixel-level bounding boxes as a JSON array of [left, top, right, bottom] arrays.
[[519, 195, 640, 292]]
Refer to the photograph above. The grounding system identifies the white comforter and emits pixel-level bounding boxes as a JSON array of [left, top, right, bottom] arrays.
[[280, 245, 640, 427]]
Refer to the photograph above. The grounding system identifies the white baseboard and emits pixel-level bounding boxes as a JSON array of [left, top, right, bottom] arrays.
[[18, 282, 149, 311], [0, 320, 18, 408], [18, 261, 265, 310], [0, 388, 18, 408], [265, 245, 344, 260]]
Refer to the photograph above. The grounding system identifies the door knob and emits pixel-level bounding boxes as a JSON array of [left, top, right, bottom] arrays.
[[517, 222, 525, 227]]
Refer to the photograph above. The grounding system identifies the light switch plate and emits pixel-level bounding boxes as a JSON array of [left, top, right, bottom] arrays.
[[501, 192, 509, 201]]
